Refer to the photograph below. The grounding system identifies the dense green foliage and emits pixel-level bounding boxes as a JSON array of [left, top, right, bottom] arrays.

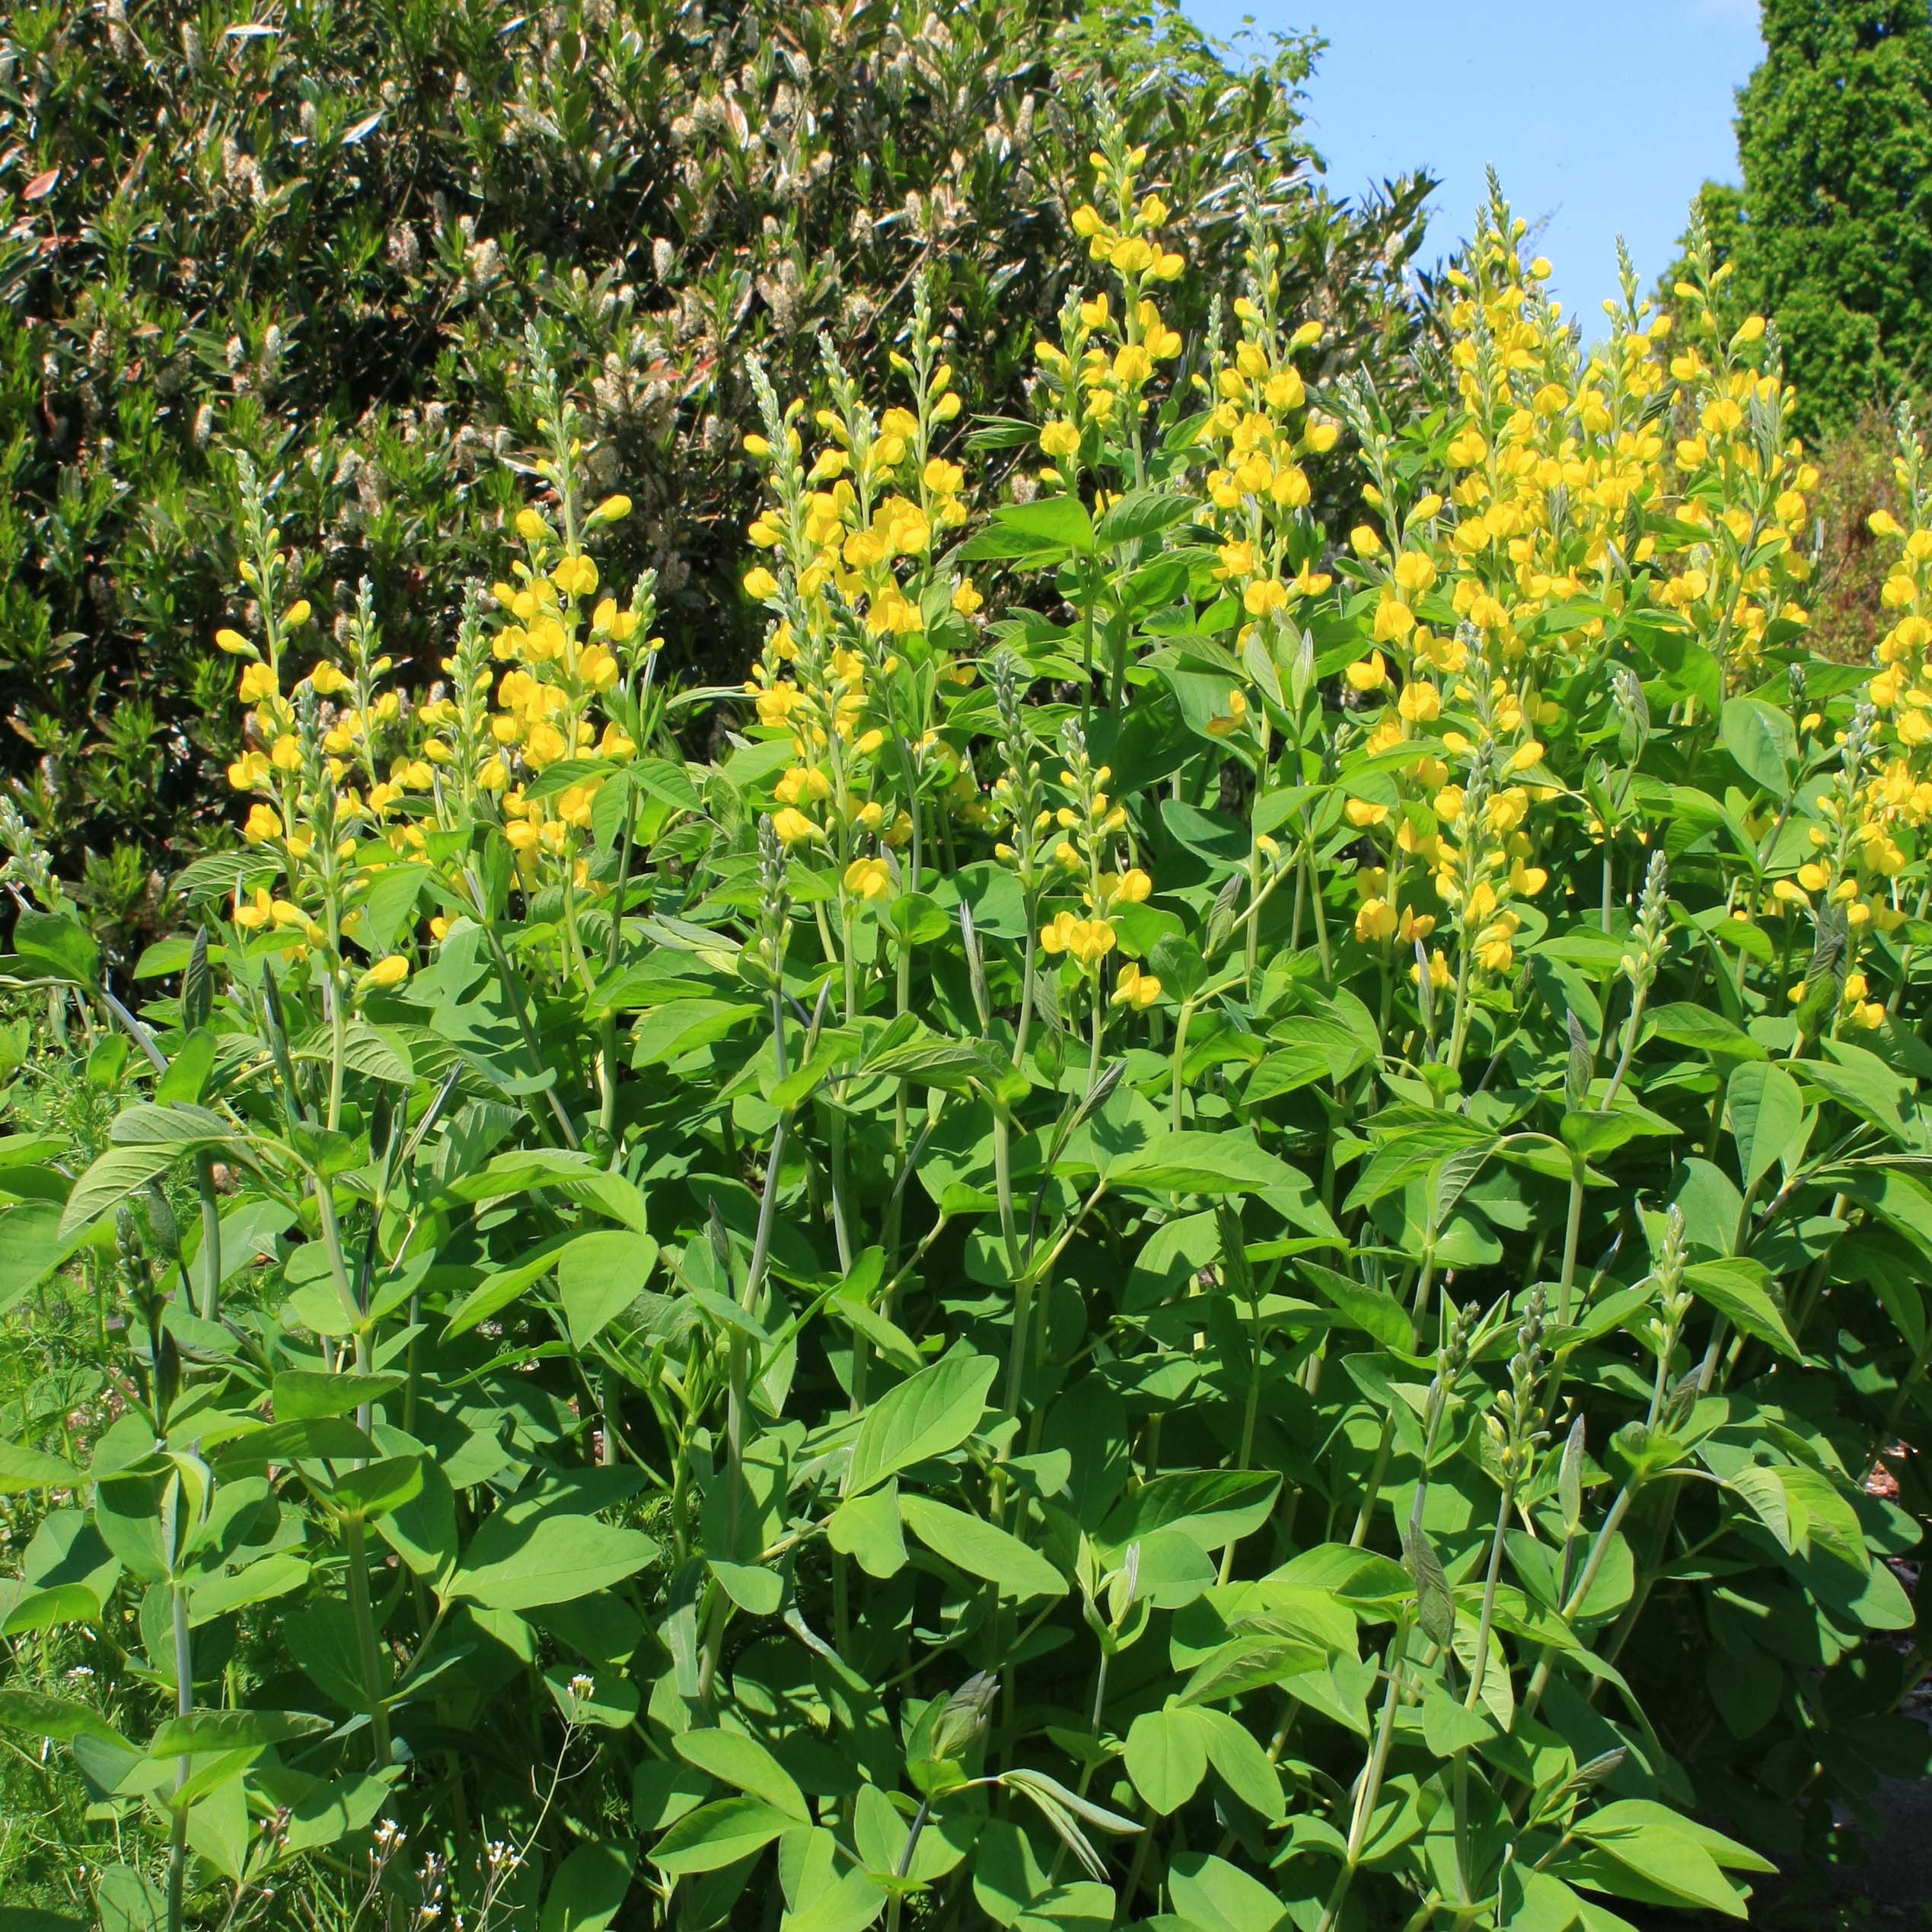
[[2, 163, 1930, 1928], [0, 0, 1427, 946], [1666, 0, 1932, 436]]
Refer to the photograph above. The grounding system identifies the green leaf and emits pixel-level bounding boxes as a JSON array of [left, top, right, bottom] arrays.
[[558, 1229, 659, 1348], [1165, 1851, 1290, 1932], [58, 1146, 180, 1239], [146, 1708, 330, 1755], [94, 1866, 164, 1932], [674, 1729, 811, 1822], [1647, 1003, 1764, 1061], [0, 1439, 82, 1493], [827, 1483, 908, 1580], [845, 1348, 996, 1497], [1124, 1706, 1210, 1815], [452, 1513, 659, 1611], [1296, 1262, 1412, 1350], [1724, 1061, 1803, 1193], [1683, 1259, 1800, 1359], [1719, 696, 1796, 794], [1421, 1685, 1495, 1755], [1111, 1130, 1310, 1200], [540, 1843, 635, 1932], [270, 1371, 404, 1420], [11, 909, 99, 986], [779, 1869, 888, 1932], [956, 496, 1094, 561], [0, 1689, 127, 1746], [1095, 488, 1199, 547], [1, 1585, 101, 1638], [898, 1494, 1066, 1600], [1195, 1707, 1285, 1822], [649, 1797, 794, 1876], [1099, 1470, 1280, 1554]]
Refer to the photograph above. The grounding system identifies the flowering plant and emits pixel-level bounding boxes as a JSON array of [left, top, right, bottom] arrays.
[[3, 166, 1930, 1930]]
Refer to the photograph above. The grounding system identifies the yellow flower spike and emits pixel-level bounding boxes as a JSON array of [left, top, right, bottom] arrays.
[[359, 955, 411, 994]]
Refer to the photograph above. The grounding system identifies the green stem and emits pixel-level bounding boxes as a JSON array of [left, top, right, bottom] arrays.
[[343, 1513, 393, 1767]]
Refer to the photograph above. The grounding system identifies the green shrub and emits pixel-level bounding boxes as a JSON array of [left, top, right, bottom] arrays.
[[1, 166, 1928, 1928], [0, 0, 1427, 955]]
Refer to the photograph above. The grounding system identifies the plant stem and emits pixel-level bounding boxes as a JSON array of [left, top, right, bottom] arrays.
[[343, 1513, 393, 1767]]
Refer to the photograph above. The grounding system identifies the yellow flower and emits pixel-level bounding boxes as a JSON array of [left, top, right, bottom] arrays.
[[1354, 897, 1398, 943], [1040, 419, 1081, 461], [232, 888, 273, 931], [1039, 910, 1117, 967], [243, 804, 283, 843], [843, 856, 893, 901], [515, 508, 551, 543], [1243, 579, 1289, 618], [1397, 681, 1439, 723], [284, 600, 312, 629], [952, 579, 984, 615], [1111, 962, 1162, 1009], [1345, 652, 1390, 693], [592, 494, 633, 524], [743, 565, 780, 601], [358, 955, 411, 993], [772, 807, 820, 846]]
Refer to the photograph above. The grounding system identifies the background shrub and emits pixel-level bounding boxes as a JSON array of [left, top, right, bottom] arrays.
[[0, 0, 1427, 948]]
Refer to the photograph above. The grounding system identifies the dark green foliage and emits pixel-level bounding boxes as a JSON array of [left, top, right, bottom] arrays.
[[0, 0, 1429, 954], [1666, 1, 1932, 435]]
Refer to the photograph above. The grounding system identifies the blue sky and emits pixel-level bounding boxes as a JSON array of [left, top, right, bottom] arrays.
[[1182, 0, 1766, 329]]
